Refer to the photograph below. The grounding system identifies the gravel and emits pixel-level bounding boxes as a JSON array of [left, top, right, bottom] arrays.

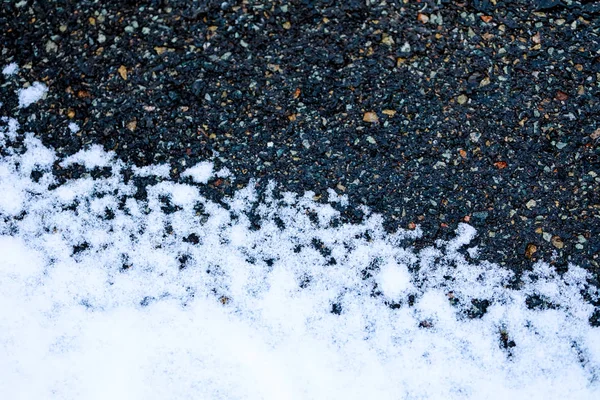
[[1, 0, 599, 281]]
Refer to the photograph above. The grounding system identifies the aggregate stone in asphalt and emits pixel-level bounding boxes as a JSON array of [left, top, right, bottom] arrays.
[[1, 0, 599, 285]]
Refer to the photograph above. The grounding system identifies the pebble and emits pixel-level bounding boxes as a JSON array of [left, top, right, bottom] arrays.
[[363, 112, 379, 123]]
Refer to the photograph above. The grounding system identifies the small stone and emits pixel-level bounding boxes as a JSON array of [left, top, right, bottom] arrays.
[[556, 142, 567, 149], [525, 243, 537, 259], [98, 33, 106, 43], [366, 136, 377, 144], [363, 112, 379, 123], [473, 211, 489, 221], [118, 65, 128, 80], [126, 119, 137, 132], [494, 161, 508, 169], [382, 109, 396, 117], [590, 128, 600, 140], [282, 21, 291, 29], [555, 90, 568, 101], [381, 34, 394, 46], [417, 13, 429, 24], [543, 232, 552, 242], [551, 235, 564, 249], [526, 200, 537, 209], [480, 15, 493, 23], [45, 40, 58, 53], [457, 94, 468, 105]]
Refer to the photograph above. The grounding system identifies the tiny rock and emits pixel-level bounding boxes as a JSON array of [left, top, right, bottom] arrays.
[[45, 40, 58, 53], [526, 200, 537, 209], [555, 90, 568, 101], [457, 94, 468, 105], [363, 112, 379, 123], [551, 236, 564, 249], [126, 119, 137, 132], [118, 65, 128, 80], [417, 13, 429, 24], [381, 35, 394, 46], [525, 243, 537, 259]]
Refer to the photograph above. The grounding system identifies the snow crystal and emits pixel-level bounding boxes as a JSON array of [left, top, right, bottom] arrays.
[[2, 62, 18, 76], [132, 164, 171, 178], [17, 82, 48, 108], [68, 122, 80, 133], [216, 166, 232, 178], [181, 161, 214, 183], [61, 144, 115, 169]]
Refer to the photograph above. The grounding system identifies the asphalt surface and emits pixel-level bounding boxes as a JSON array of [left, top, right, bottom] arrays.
[[1, 1, 599, 296]]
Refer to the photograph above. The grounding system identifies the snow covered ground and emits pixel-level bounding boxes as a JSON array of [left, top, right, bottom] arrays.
[[1, 75, 599, 399]]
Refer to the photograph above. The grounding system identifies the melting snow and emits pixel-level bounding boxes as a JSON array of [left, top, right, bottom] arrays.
[[1, 94, 599, 400], [181, 161, 214, 183], [17, 82, 48, 108], [68, 122, 80, 133], [2, 62, 18, 76]]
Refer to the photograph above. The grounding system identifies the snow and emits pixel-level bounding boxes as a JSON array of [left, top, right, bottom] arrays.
[[17, 82, 48, 108], [1, 82, 599, 400], [181, 161, 214, 183], [2, 62, 18, 76], [68, 122, 80, 133]]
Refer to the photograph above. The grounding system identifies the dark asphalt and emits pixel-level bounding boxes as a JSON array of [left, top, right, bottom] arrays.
[[1, 0, 599, 293]]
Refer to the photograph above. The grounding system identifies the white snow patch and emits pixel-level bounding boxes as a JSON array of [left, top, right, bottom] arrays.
[[2, 62, 18, 76], [61, 144, 115, 169], [132, 164, 171, 178], [181, 161, 214, 183], [216, 166, 232, 178], [327, 188, 349, 206], [0, 117, 19, 144], [17, 82, 48, 108], [68, 122, 80, 133]]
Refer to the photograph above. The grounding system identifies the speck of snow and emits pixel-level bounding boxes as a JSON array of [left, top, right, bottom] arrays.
[[327, 188, 349, 206], [17, 82, 48, 108], [132, 164, 171, 178], [216, 166, 232, 178], [0, 96, 599, 400], [2, 62, 18, 76], [181, 161, 214, 183], [0, 117, 19, 145], [60, 144, 115, 169], [68, 122, 80, 133]]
